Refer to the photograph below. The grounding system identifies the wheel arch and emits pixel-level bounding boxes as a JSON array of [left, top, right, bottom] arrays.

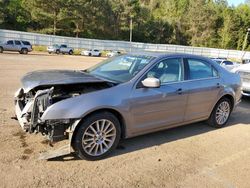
[[210, 93, 235, 117], [71, 108, 127, 145]]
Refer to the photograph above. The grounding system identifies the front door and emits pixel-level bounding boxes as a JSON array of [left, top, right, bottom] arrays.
[[129, 58, 188, 134], [5, 40, 15, 51]]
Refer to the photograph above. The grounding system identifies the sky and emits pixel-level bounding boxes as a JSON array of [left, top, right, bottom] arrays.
[[227, 0, 246, 6]]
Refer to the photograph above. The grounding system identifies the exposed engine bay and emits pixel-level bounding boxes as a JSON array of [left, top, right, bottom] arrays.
[[15, 82, 114, 142]]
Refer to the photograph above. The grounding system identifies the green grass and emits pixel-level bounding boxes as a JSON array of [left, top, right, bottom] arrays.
[[32, 45, 47, 52]]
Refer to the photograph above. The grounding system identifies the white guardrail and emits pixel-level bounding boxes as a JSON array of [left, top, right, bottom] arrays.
[[1, 29, 250, 60]]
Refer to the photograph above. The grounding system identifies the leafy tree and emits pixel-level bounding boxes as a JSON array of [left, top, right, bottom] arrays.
[[24, 0, 66, 35]]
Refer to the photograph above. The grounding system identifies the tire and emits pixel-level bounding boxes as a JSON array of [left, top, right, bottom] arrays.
[[72, 111, 121, 160], [0, 47, 3, 53], [207, 98, 232, 128], [56, 50, 60, 54], [48, 52, 51, 54], [69, 50, 73, 55], [88, 53, 91, 56], [21, 48, 28, 54]]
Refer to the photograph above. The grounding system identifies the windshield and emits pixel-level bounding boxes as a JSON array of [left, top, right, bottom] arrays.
[[86, 55, 154, 83]]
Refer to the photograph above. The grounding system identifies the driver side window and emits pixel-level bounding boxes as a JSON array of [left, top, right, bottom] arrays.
[[147, 58, 183, 84], [7, 40, 14, 45]]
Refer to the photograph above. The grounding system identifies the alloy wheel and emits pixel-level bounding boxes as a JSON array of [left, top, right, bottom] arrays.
[[215, 101, 230, 125], [82, 119, 116, 156]]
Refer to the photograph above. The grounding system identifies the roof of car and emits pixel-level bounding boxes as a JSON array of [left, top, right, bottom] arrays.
[[127, 51, 210, 60]]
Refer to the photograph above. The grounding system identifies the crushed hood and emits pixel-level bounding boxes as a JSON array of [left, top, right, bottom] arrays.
[[21, 70, 105, 92]]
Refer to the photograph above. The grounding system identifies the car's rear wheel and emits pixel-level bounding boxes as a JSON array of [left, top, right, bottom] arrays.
[[73, 112, 121, 160], [56, 50, 60, 54], [21, 48, 28, 54], [0, 47, 3, 53], [69, 50, 73, 55], [207, 98, 232, 128], [88, 53, 91, 56]]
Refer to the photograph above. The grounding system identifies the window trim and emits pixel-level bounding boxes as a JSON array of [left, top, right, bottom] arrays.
[[7, 40, 14, 45], [14, 40, 21, 45], [135, 57, 185, 88], [184, 58, 220, 81]]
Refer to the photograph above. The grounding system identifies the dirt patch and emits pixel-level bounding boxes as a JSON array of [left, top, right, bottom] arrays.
[[23, 149, 33, 155]]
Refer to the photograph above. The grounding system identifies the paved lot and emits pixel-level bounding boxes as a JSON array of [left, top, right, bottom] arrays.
[[0, 52, 250, 188]]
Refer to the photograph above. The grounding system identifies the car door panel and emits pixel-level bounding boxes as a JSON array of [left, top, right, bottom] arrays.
[[184, 78, 222, 121], [5, 41, 14, 51], [129, 58, 187, 134], [130, 83, 188, 133], [183, 58, 222, 121]]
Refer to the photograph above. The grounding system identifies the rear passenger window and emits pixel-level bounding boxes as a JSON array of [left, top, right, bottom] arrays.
[[187, 59, 217, 80], [15, 41, 21, 45], [22, 41, 30, 45]]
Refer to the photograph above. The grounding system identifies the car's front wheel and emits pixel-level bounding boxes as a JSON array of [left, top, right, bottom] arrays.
[[207, 97, 232, 128], [0, 47, 3, 53], [73, 112, 121, 160]]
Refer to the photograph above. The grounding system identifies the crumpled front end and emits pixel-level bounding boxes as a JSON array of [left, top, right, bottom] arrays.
[[14, 78, 113, 143], [14, 87, 74, 142]]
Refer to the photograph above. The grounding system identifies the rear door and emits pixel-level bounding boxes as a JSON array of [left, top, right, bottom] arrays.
[[183, 58, 223, 121], [14, 40, 22, 51]]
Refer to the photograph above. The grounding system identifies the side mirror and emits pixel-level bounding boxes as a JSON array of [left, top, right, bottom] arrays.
[[141, 77, 160, 88]]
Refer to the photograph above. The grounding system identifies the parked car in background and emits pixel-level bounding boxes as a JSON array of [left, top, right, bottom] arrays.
[[14, 53, 241, 160], [81, 49, 101, 56], [211, 58, 239, 72], [242, 59, 250, 64], [232, 64, 250, 96], [47, 44, 74, 55], [106, 50, 121, 57], [0, 40, 32, 54]]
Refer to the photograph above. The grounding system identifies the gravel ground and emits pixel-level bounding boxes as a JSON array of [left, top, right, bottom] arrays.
[[0, 52, 250, 188]]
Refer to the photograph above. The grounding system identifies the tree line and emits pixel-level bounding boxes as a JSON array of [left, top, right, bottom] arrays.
[[1, 0, 250, 50]]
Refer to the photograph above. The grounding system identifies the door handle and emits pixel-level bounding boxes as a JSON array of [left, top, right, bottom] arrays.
[[216, 83, 220, 88], [177, 88, 183, 95]]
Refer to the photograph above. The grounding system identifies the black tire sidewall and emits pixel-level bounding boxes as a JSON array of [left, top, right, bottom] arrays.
[[73, 112, 121, 160], [21, 48, 28, 54], [0, 47, 3, 53], [208, 98, 232, 128]]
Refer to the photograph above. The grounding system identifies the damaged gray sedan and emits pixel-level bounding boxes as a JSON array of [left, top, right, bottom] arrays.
[[14, 53, 242, 160]]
